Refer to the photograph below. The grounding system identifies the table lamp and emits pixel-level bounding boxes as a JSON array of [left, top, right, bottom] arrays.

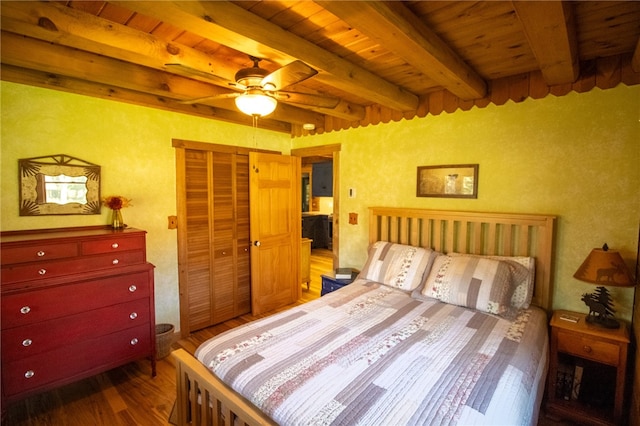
[[573, 243, 635, 328]]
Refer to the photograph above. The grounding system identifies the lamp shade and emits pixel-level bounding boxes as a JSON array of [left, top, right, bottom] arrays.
[[235, 91, 277, 117], [573, 244, 635, 287]]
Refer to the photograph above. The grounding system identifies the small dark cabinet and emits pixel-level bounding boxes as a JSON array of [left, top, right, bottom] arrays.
[[312, 162, 333, 197], [302, 215, 328, 249], [321, 271, 358, 296]]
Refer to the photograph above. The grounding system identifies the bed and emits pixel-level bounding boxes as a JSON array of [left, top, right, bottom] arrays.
[[172, 207, 556, 426]]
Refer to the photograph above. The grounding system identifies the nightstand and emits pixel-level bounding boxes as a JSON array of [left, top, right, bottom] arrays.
[[320, 270, 358, 296], [546, 310, 629, 426]]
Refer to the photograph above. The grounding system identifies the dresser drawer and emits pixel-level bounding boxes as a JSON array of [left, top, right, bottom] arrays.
[[1, 242, 78, 266], [2, 298, 151, 361], [2, 270, 151, 328], [82, 235, 145, 255], [2, 324, 152, 398], [1, 250, 145, 284], [557, 330, 620, 365]]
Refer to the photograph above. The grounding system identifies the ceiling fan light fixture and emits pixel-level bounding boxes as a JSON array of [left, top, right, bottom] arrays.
[[235, 91, 277, 117]]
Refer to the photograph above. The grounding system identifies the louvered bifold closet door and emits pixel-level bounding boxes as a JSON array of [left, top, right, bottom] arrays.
[[183, 149, 212, 332], [211, 152, 251, 324], [182, 149, 250, 333], [234, 154, 251, 317]]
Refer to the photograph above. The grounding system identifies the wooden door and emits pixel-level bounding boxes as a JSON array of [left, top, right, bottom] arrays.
[[249, 152, 301, 315], [176, 147, 250, 334], [210, 152, 251, 324]]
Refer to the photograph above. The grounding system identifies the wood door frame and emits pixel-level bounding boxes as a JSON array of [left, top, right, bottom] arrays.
[[173, 139, 278, 337], [291, 144, 340, 271]]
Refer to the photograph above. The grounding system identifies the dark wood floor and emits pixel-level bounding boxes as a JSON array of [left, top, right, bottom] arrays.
[[2, 248, 571, 425]]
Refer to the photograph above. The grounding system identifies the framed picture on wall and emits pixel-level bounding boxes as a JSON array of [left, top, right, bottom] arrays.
[[417, 164, 478, 198]]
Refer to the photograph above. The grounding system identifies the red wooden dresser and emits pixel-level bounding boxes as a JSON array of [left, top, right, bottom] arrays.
[[1, 226, 156, 406]]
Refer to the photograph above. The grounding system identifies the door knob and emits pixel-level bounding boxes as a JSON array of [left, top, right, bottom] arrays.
[[254, 241, 261, 247]]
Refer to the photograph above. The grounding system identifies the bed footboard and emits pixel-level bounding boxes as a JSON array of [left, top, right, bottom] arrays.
[[172, 348, 276, 426]]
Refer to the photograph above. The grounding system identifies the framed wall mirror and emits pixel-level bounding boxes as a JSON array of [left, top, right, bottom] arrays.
[[19, 154, 101, 215]]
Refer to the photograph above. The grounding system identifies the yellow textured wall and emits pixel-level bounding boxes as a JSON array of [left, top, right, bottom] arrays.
[[0, 81, 291, 330], [294, 85, 639, 321], [2, 81, 638, 325]]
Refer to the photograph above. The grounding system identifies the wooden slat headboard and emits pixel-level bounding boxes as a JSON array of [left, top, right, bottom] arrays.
[[369, 207, 556, 312]]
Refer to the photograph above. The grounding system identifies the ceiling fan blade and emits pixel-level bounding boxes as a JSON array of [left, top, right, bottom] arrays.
[[274, 91, 340, 109], [261, 61, 318, 91], [179, 92, 239, 105], [165, 63, 231, 86]]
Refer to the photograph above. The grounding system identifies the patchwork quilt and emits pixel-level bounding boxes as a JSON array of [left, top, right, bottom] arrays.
[[196, 279, 548, 426]]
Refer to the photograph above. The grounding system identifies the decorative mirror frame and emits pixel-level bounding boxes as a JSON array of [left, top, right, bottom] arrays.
[[19, 154, 101, 216]]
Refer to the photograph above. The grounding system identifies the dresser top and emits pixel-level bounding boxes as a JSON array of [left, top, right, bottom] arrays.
[[1, 226, 146, 244]]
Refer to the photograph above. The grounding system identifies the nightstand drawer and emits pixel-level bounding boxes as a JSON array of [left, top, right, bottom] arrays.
[[321, 280, 347, 295], [557, 330, 619, 365], [320, 272, 358, 296]]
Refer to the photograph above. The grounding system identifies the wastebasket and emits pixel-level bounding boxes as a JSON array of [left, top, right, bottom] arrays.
[[155, 323, 175, 359]]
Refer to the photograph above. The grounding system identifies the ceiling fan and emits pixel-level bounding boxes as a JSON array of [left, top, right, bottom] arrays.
[[173, 56, 340, 116]]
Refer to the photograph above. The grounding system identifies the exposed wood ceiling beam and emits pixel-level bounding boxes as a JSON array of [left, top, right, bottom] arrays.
[[512, 0, 579, 85], [0, 64, 291, 133], [110, 1, 419, 112], [0, 1, 362, 123], [0, 30, 325, 127], [0, 1, 236, 86], [317, 0, 486, 100]]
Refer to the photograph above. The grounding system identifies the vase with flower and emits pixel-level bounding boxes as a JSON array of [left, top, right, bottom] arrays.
[[102, 195, 132, 229]]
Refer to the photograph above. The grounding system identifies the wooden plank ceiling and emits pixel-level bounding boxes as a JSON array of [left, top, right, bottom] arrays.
[[2, 1, 639, 136]]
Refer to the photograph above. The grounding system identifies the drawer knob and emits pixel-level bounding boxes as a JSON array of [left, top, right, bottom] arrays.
[[129, 312, 138, 320], [22, 338, 33, 347], [112, 259, 119, 265], [37, 250, 46, 257], [38, 269, 47, 275], [129, 285, 137, 292], [112, 243, 119, 249], [583, 345, 592, 353], [24, 370, 35, 379], [20, 306, 31, 314], [130, 337, 139, 346]]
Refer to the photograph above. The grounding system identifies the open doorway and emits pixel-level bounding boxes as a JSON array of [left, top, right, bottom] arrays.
[[291, 144, 340, 272]]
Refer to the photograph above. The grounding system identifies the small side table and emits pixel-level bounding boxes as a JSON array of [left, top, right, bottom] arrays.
[[320, 270, 359, 296], [546, 310, 629, 426]]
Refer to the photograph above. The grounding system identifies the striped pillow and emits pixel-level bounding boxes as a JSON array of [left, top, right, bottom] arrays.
[[449, 253, 535, 309], [420, 255, 517, 316], [360, 241, 437, 291]]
